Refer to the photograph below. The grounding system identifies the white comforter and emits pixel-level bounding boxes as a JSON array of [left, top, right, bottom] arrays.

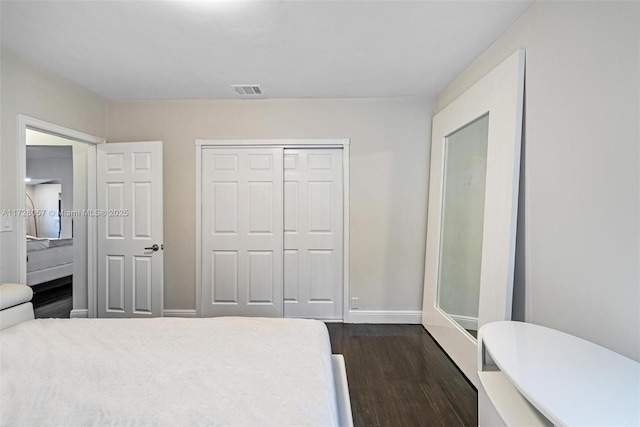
[[0, 317, 339, 426]]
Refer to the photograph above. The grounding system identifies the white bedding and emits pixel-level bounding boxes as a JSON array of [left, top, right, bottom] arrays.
[[26, 235, 49, 252], [26, 238, 73, 286], [26, 246, 73, 273], [0, 317, 339, 426]]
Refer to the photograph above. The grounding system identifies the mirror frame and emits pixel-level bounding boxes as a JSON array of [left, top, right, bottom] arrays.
[[422, 49, 525, 386]]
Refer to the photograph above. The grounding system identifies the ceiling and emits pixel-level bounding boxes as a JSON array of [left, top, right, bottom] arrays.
[[1, 1, 533, 100]]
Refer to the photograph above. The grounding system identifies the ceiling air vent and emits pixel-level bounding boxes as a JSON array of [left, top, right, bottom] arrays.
[[231, 85, 263, 96]]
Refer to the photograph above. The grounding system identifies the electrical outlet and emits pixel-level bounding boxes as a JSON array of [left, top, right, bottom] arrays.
[[350, 297, 359, 309], [1, 217, 13, 232]]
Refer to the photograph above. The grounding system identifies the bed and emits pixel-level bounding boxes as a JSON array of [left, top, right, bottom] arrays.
[[0, 284, 353, 426], [26, 236, 73, 286]]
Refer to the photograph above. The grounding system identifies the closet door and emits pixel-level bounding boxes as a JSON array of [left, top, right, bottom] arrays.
[[283, 149, 343, 320], [201, 148, 283, 317]]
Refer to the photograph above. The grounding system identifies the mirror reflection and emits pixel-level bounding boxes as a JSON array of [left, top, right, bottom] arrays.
[[437, 114, 489, 339]]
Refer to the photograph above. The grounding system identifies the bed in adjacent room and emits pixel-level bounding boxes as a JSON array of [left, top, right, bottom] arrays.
[[0, 283, 353, 426], [26, 236, 73, 286]]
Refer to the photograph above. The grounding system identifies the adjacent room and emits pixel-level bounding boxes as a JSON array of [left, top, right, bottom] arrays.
[[0, 1, 638, 426]]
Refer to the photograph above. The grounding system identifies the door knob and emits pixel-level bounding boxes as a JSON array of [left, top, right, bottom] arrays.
[[144, 244, 160, 252]]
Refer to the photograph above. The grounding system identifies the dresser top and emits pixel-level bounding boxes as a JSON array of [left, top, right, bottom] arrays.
[[481, 321, 640, 427]]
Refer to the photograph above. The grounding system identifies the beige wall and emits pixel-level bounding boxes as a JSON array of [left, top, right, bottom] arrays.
[[107, 98, 432, 313], [436, 1, 639, 361], [0, 48, 107, 282]]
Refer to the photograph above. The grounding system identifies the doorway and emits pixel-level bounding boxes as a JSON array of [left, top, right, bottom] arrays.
[[18, 115, 104, 318], [26, 135, 76, 317]]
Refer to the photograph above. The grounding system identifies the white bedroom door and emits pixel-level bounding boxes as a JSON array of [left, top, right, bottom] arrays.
[[201, 148, 284, 317], [283, 149, 343, 320], [97, 141, 164, 318]]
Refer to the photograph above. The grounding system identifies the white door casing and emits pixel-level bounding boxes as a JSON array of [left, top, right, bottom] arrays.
[[284, 149, 343, 320], [201, 148, 284, 317], [17, 116, 104, 319], [97, 141, 164, 318]]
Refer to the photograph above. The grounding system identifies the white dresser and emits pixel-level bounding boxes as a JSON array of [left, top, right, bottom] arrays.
[[477, 321, 640, 426]]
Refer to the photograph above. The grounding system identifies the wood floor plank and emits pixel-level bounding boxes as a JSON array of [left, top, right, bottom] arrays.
[[327, 324, 477, 427], [32, 283, 72, 318]]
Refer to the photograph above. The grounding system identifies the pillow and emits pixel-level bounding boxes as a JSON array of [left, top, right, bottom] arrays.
[[0, 283, 33, 310]]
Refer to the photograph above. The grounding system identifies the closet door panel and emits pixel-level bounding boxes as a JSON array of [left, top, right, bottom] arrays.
[[308, 181, 333, 232], [201, 148, 283, 317], [284, 149, 343, 320], [284, 249, 300, 303], [212, 182, 238, 234], [211, 250, 238, 303]]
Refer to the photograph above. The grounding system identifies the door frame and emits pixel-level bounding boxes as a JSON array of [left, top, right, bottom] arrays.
[[17, 115, 105, 318], [195, 139, 351, 321]]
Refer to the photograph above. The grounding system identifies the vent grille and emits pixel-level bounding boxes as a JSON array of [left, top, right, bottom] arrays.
[[231, 85, 263, 96]]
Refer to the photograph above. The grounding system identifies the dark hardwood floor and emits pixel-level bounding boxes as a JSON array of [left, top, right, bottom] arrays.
[[32, 281, 72, 318], [327, 324, 477, 427]]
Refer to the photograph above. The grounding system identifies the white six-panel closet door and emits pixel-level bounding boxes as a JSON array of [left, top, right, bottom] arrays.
[[283, 149, 343, 320], [201, 148, 284, 317]]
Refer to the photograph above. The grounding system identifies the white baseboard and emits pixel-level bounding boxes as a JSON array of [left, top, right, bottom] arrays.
[[161, 309, 421, 324], [348, 310, 422, 324], [449, 314, 478, 331], [70, 309, 88, 318], [163, 309, 197, 318]]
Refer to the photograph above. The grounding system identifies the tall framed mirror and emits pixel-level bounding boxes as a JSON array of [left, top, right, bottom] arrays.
[[422, 49, 525, 386]]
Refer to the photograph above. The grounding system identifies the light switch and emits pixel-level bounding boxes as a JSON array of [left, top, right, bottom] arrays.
[[1, 216, 13, 232]]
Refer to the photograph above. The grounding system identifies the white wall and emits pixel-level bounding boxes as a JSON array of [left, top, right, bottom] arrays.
[[435, 1, 639, 361], [0, 48, 107, 283], [107, 98, 432, 314]]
